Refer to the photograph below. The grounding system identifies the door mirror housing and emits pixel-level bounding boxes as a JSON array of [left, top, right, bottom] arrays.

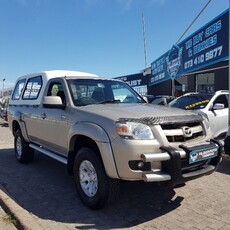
[[212, 103, 225, 110], [43, 96, 65, 109]]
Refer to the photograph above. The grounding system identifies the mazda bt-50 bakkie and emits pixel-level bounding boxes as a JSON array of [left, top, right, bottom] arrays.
[[8, 70, 222, 209]]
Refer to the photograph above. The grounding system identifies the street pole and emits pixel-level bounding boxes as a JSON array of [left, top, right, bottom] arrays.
[[142, 12, 148, 68], [172, 79, 175, 96], [2, 79, 5, 98], [229, 0, 230, 125]]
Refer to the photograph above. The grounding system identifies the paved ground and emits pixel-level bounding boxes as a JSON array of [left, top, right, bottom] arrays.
[[0, 119, 230, 230]]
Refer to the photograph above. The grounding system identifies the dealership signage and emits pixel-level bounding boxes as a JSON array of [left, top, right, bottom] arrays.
[[150, 9, 229, 85]]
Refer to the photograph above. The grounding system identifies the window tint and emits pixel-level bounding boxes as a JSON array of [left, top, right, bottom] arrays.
[[214, 95, 228, 108], [22, 76, 42, 100], [47, 82, 63, 96], [169, 94, 212, 110], [67, 79, 144, 106], [12, 79, 26, 100], [112, 84, 137, 102], [47, 82, 66, 105]]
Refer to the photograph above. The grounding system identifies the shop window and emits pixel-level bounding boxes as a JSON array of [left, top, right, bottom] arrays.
[[174, 75, 188, 96], [133, 85, 147, 96], [196, 73, 214, 93]]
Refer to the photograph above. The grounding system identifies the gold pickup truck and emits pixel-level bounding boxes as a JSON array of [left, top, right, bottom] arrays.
[[7, 70, 222, 209]]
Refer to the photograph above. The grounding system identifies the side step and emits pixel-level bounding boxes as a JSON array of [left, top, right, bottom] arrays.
[[29, 144, 67, 165]]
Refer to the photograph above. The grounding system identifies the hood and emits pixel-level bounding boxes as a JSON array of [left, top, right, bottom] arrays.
[[81, 103, 202, 124]]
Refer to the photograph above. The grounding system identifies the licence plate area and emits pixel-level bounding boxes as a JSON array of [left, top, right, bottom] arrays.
[[188, 144, 219, 164]]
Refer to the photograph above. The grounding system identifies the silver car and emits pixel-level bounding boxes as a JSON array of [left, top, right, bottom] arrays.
[[7, 70, 223, 209]]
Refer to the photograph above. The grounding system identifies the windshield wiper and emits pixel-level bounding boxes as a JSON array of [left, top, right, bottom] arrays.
[[97, 99, 121, 104]]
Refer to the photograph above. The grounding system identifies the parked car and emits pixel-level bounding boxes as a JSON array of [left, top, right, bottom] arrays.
[[144, 95, 175, 105], [224, 127, 230, 155], [168, 90, 229, 140], [0, 96, 9, 121], [7, 70, 222, 209]]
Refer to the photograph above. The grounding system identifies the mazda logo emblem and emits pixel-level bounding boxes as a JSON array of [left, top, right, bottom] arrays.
[[181, 126, 193, 137]]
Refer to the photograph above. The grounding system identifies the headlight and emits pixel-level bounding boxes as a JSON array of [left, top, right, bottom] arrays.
[[115, 121, 154, 140]]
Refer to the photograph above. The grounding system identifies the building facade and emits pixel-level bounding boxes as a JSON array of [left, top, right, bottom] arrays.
[[117, 9, 229, 97]]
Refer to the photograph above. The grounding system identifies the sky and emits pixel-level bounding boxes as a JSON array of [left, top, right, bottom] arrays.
[[0, 0, 229, 88]]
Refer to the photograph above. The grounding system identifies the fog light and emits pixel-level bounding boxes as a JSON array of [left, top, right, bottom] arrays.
[[128, 161, 151, 171], [137, 161, 144, 169]]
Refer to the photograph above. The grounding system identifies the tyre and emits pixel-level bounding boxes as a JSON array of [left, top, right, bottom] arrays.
[[74, 147, 120, 209], [14, 129, 34, 163]]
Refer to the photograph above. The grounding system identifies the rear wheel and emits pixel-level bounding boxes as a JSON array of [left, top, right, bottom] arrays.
[[14, 129, 34, 163], [74, 147, 120, 209]]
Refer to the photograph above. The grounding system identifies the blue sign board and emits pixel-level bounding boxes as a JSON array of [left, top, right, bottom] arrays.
[[150, 9, 229, 85]]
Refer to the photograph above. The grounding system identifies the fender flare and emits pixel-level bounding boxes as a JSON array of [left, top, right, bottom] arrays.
[[68, 122, 119, 179], [12, 111, 30, 142]]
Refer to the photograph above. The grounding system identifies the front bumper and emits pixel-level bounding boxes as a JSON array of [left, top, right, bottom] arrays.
[[141, 139, 222, 186]]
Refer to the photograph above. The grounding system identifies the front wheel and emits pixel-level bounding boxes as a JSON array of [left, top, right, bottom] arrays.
[[74, 147, 120, 209], [14, 129, 34, 163]]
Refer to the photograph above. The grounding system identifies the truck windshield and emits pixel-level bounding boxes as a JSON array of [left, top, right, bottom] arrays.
[[67, 79, 145, 106]]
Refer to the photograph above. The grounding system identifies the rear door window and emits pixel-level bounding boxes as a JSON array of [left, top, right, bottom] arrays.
[[22, 76, 42, 100]]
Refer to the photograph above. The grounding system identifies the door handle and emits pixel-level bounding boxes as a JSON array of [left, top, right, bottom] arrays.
[[41, 113, 46, 119]]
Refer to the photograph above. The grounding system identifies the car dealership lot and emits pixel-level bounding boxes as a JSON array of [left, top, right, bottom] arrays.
[[0, 119, 230, 230]]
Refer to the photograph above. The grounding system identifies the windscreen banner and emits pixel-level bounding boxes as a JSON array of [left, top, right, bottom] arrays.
[[150, 9, 229, 86]]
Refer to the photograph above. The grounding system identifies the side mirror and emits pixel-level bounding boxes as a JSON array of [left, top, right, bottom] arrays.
[[212, 103, 225, 110], [142, 96, 148, 103], [43, 96, 65, 109]]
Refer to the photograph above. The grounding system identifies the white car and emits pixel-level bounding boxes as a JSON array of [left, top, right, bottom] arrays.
[[169, 90, 229, 140]]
